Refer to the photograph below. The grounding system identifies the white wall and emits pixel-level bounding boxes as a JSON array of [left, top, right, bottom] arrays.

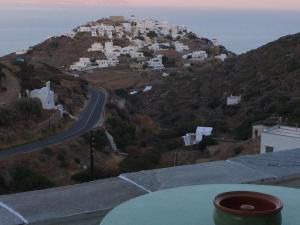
[[260, 132, 300, 153]]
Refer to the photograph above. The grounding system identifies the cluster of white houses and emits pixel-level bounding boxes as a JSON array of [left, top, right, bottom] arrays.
[[76, 16, 188, 40], [69, 16, 228, 71]]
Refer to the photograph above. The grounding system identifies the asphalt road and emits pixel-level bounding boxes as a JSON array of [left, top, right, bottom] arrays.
[[0, 86, 106, 159]]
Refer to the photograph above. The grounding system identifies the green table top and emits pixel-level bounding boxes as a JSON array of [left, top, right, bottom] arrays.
[[100, 184, 300, 225]]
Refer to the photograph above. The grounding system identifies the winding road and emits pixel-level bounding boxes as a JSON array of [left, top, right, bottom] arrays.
[[0, 86, 106, 159]]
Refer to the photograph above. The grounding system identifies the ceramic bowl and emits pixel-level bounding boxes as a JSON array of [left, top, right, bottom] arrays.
[[213, 191, 283, 225]]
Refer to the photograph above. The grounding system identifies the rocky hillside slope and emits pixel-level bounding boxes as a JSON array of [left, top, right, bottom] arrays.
[[0, 59, 88, 148], [127, 33, 300, 140]]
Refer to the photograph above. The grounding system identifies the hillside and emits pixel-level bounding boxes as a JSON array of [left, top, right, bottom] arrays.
[[0, 59, 88, 148], [1, 17, 299, 194], [126, 33, 300, 141]]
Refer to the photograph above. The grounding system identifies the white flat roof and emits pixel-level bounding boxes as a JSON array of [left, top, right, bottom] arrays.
[[265, 126, 300, 138]]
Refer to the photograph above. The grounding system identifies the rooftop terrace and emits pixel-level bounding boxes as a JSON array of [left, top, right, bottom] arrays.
[[1, 149, 300, 225], [265, 125, 300, 138]]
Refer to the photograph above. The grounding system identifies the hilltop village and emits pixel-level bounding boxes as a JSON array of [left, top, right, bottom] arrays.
[[66, 15, 228, 71]]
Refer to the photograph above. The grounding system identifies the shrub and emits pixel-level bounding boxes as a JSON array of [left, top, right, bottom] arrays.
[[14, 98, 42, 119], [107, 118, 136, 149], [0, 107, 18, 126], [146, 31, 157, 39], [175, 120, 201, 136], [234, 119, 253, 140], [187, 32, 198, 39], [11, 166, 53, 192], [119, 152, 159, 173], [162, 56, 176, 67], [71, 168, 118, 183], [198, 136, 217, 150], [94, 129, 109, 151]]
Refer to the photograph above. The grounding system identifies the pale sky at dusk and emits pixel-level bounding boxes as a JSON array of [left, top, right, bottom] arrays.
[[1, 0, 300, 10]]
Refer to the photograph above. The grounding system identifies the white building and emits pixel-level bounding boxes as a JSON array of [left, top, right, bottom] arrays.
[[91, 28, 98, 37], [132, 39, 145, 49], [129, 91, 138, 95], [121, 46, 138, 55], [88, 43, 104, 52], [65, 31, 76, 38], [196, 127, 213, 143], [95, 60, 109, 68], [174, 41, 189, 53], [30, 81, 55, 110], [215, 54, 228, 61], [16, 49, 29, 55], [260, 126, 300, 154], [148, 43, 160, 51], [130, 51, 144, 59], [77, 26, 91, 33], [147, 55, 164, 69], [105, 42, 114, 53], [182, 133, 197, 146], [182, 127, 213, 146], [183, 51, 208, 61], [227, 95, 242, 106], [122, 23, 132, 32], [143, 86, 152, 92], [70, 58, 91, 71]]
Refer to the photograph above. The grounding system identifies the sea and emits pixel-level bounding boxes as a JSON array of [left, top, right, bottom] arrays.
[[0, 5, 300, 56]]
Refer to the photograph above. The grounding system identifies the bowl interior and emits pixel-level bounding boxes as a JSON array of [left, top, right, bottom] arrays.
[[214, 191, 283, 216]]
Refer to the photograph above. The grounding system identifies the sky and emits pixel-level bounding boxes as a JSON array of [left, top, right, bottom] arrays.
[[1, 0, 300, 11]]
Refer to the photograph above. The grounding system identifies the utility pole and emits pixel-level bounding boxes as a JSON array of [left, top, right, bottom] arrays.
[[90, 130, 95, 180]]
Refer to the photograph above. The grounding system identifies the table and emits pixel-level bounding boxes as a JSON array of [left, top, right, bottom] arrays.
[[100, 184, 300, 225]]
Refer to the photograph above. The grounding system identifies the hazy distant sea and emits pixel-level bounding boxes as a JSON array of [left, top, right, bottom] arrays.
[[0, 5, 300, 56]]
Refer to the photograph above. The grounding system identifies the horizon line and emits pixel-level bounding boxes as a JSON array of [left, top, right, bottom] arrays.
[[1, 3, 300, 12]]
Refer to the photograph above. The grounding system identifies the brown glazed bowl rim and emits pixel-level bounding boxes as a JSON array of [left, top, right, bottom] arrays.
[[214, 191, 283, 216]]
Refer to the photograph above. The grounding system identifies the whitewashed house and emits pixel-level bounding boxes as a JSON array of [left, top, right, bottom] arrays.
[[91, 28, 98, 37], [95, 60, 109, 68], [174, 41, 189, 53], [16, 49, 29, 55], [121, 46, 138, 55], [182, 133, 197, 146], [183, 51, 208, 61], [227, 95, 241, 106], [129, 91, 138, 95], [196, 127, 213, 143], [143, 86, 152, 92], [130, 51, 144, 59], [148, 43, 160, 51], [132, 39, 145, 49], [215, 54, 228, 61], [88, 43, 104, 52], [77, 26, 91, 33], [184, 63, 191, 68], [260, 126, 300, 154], [122, 23, 132, 32], [147, 55, 164, 69], [65, 31, 76, 38], [182, 126, 213, 146], [104, 42, 114, 53], [70, 58, 91, 71], [30, 81, 55, 110]]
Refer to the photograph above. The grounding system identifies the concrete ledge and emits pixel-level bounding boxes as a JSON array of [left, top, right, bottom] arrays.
[[0, 178, 146, 225], [1, 149, 300, 225]]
